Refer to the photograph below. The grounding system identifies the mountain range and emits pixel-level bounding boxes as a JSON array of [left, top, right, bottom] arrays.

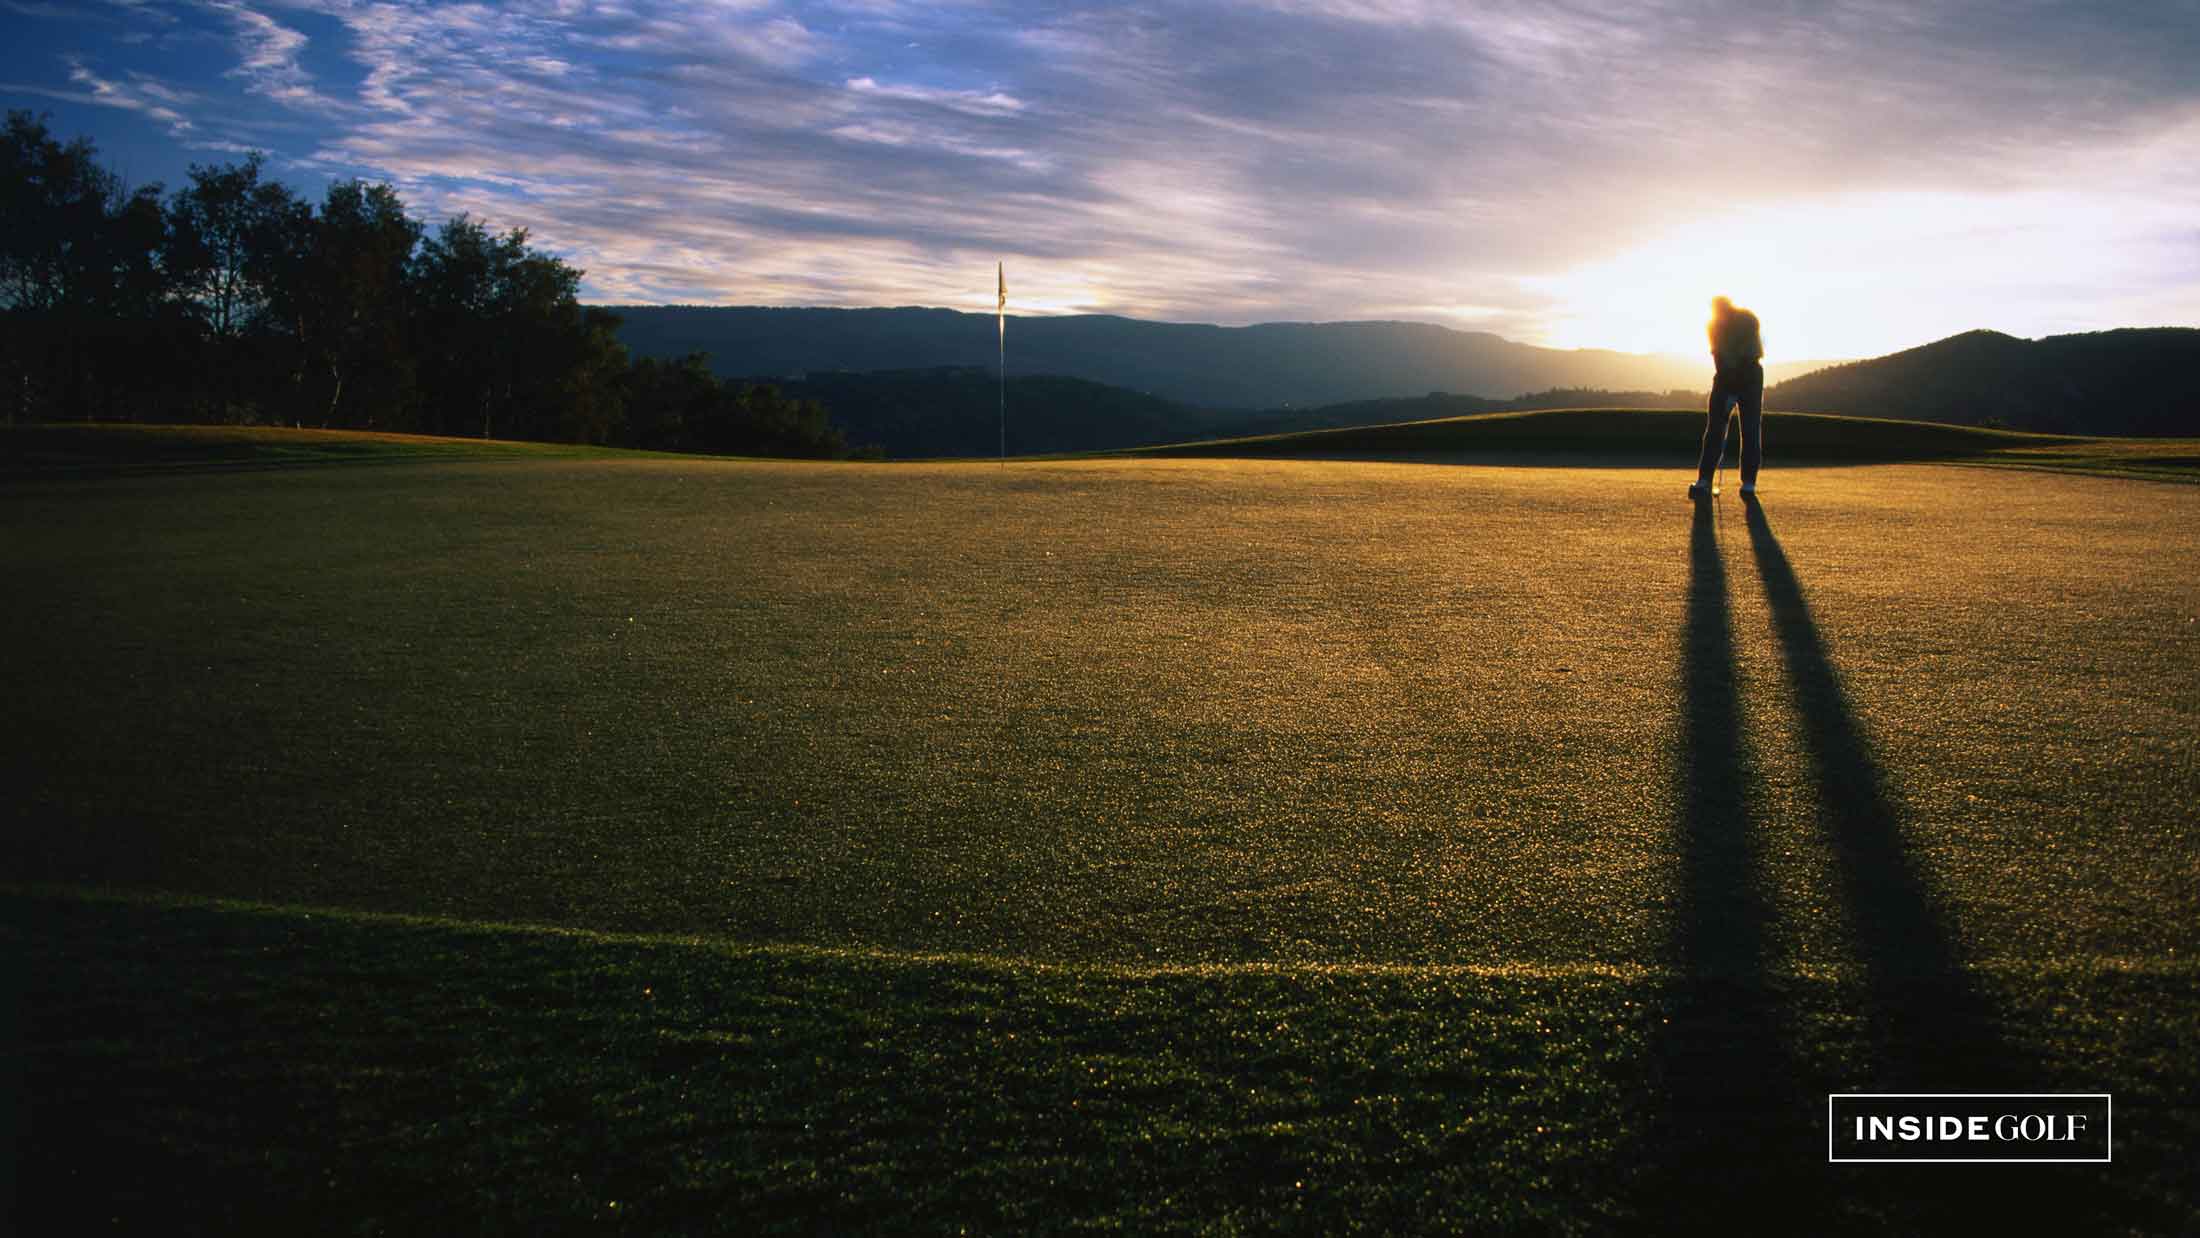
[[1764, 328, 2200, 436], [769, 371, 1719, 458], [609, 305, 1834, 409], [608, 307, 2199, 454]]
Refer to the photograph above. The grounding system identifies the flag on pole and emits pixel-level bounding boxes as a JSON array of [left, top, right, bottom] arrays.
[[996, 261, 1006, 460]]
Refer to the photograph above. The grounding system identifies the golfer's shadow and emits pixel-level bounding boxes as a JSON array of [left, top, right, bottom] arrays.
[[1742, 499, 2008, 1087], [1633, 499, 2127, 1232], [1627, 498, 1825, 1230]]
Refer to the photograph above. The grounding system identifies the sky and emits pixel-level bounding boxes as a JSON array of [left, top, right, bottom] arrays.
[[5, 0, 2198, 361]]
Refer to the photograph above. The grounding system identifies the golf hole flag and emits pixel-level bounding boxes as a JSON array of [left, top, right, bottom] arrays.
[[996, 261, 1006, 459]]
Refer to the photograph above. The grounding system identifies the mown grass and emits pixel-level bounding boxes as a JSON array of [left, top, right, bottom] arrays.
[[3, 431, 2195, 1232], [9, 412, 2195, 482], [1133, 407, 2200, 482], [0, 422, 680, 476], [8, 887, 2194, 1235]]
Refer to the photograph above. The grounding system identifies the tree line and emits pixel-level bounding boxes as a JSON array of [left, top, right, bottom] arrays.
[[1, 112, 854, 457]]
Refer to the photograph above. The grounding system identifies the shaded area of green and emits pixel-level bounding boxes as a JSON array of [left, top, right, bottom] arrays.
[[9, 414, 2196, 483], [7, 888, 2194, 1235], [1134, 407, 2200, 481], [0, 423, 690, 477]]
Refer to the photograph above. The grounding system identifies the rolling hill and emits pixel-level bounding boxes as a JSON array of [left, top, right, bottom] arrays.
[[610, 305, 1836, 409], [750, 365, 2200, 460], [762, 371, 1720, 457], [1132, 407, 2200, 482], [769, 368, 1237, 457], [612, 309, 2198, 448], [1766, 327, 2200, 435]]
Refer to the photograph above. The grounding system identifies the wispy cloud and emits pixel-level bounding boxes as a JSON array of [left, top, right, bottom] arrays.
[[15, 0, 2199, 353], [6, 1, 109, 18], [845, 75, 1023, 116], [61, 58, 197, 136], [4, 0, 179, 22], [199, 0, 349, 111]]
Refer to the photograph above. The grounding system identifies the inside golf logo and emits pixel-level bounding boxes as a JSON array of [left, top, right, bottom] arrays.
[[1828, 1094, 2110, 1163]]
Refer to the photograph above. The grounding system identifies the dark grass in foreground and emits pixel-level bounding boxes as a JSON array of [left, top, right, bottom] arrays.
[[4, 440, 2196, 1232], [8, 887, 2194, 1235], [1131, 407, 2200, 482]]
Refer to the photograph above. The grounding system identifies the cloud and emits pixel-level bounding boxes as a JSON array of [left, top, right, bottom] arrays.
[[845, 75, 1023, 116], [2, 0, 180, 21], [6, 1, 109, 18], [23, 0, 2200, 352], [125, 73, 201, 107], [827, 119, 1046, 171], [60, 59, 197, 136], [716, 14, 825, 66], [200, 0, 348, 112]]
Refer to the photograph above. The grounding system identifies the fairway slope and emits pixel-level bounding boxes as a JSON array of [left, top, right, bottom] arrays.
[[0, 422, 685, 477], [9, 417, 2195, 482], [1133, 407, 2200, 480]]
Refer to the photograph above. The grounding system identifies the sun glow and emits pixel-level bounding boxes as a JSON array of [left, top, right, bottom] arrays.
[[1522, 188, 2192, 362]]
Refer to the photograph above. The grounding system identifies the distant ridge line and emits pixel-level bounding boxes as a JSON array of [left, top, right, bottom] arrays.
[[606, 304, 1841, 410], [606, 306, 2195, 441]]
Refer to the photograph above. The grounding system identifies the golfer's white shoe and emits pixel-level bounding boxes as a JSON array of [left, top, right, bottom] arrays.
[[1739, 482, 1757, 498], [1688, 480, 1716, 499]]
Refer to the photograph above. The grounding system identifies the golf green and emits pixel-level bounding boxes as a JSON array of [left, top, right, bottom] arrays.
[[4, 447, 2193, 1232]]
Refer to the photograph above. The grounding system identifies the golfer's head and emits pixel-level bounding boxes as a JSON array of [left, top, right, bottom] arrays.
[[1710, 295, 1733, 316]]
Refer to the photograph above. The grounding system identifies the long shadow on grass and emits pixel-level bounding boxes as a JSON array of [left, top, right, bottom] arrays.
[[1626, 499, 1828, 1231], [1742, 499, 2006, 1089], [1741, 499, 2126, 1232]]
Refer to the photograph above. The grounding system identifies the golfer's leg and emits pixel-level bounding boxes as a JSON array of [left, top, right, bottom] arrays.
[[1738, 378, 1764, 486], [1697, 387, 1728, 482]]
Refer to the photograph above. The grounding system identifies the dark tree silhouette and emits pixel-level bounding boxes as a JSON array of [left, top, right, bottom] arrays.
[[2, 111, 172, 422], [285, 180, 423, 430], [161, 153, 315, 421], [0, 116, 860, 457], [164, 154, 305, 343], [622, 353, 722, 451], [413, 216, 630, 443]]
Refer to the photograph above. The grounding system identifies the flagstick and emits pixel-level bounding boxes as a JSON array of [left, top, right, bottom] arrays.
[[997, 260, 1006, 463], [999, 312, 1006, 463]]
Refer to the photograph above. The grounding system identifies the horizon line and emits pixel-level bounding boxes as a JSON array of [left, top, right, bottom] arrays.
[[579, 304, 2199, 364], [583, 301, 1905, 364]]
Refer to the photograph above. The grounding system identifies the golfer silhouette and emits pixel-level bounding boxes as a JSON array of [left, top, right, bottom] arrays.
[[1690, 296, 1763, 499]]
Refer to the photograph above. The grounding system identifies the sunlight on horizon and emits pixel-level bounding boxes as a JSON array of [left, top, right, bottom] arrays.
[[1522, 188, 2190, 362], [888, 179, 2195, 361]]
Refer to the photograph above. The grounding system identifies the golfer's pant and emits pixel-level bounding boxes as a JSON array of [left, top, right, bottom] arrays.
[[1698, 368, 1764, 485]]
